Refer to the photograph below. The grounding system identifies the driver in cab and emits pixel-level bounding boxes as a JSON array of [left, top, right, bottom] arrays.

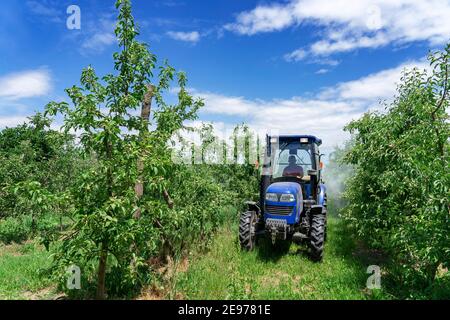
[[282, 155, 304, 178]]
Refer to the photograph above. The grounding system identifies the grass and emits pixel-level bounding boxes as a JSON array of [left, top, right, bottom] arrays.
[[0, 240, 57, 300], [173, 216, 391, 300], [1, 214, 447, 300]]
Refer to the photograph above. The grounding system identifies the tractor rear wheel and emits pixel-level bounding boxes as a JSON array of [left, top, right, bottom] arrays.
[[309, 214, 326, 261], [239, 211, 257, 251]]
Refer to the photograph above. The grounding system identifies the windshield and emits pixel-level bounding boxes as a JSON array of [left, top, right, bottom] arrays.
[[272, 141, 314, 179]]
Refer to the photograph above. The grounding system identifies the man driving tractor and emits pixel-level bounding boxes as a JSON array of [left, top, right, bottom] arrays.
[[282, 155, 304, 178]]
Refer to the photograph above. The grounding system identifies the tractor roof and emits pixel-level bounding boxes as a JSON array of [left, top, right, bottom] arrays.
[[271, 135, 322, 146]]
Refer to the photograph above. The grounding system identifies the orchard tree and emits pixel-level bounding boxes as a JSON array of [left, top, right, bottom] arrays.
[[46, 0, 202, 299], [343, 43, 449, 290], [0, 113, 78, 221]]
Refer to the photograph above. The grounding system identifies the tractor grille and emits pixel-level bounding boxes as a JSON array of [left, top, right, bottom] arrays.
[[265, 204, 294, 216]]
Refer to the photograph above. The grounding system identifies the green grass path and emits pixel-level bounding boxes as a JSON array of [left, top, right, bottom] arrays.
[[0, 241, 56, 300], [174, 216, 389, 299]]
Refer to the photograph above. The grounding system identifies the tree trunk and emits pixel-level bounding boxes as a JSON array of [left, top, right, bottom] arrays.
[[134, 84, 154, 219], [133, 84, 174, 218], [163, 189, 174, 209], [423, 261, 440, 286], [97, 132, 113, 299], [96, 241, 108, 299]]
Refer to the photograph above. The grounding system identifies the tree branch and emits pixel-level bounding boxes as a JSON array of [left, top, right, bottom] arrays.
[[163, 188, 174, 209]]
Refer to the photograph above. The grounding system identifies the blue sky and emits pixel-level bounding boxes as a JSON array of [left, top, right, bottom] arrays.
[[1, 0, 449, 153]]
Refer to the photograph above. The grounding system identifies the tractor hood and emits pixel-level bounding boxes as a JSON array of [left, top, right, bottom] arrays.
[[266, 182, 301, 196], [265, 181, 304, 224]]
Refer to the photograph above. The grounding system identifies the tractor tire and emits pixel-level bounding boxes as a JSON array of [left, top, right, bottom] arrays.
[[309, 214, 326, 261], [239, 211, 257, 251]]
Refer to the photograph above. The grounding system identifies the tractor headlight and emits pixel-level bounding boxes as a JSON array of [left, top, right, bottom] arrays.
[[280, 193, 295, 202], [265, 193, 278, 202]]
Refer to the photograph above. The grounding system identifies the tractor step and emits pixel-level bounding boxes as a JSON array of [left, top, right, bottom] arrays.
[[292, 232, 308, 242]]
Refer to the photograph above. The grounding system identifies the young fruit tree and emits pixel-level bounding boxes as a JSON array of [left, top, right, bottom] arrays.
[[45, 0, 203, 299], [343, 44, 450, 290]]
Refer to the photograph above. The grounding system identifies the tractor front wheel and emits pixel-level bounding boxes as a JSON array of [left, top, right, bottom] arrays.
[[309, 214, 326, 261], [239, 211, 257, 251]]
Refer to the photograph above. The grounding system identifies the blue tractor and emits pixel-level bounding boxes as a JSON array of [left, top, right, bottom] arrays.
[[239, 135, 327, 261]]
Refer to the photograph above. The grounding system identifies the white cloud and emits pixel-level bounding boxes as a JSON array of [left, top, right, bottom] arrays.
[[251, 99, 363, 149], [0, 69, 52, 100], [196, 92, 363, 149], [159, 1, 185, 7], [309, 32, 390, 56], [226, 0, 450, 60], [315, 68, 329, 74], [82, 32, 116, 52], [193, 59, 427, 150], [284, 49, 307, 62], [194, 91, 259, 116], [320, 59, 429, 101], [224, 4, 295, 35], [284, 49, 341, 66], [0, 115, 29, 129], [167, 31, 201, 43], [26, 0, 63, 23], [80, 17, 116, 54]]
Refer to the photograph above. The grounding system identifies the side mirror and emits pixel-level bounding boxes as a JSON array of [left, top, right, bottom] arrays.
[[319, 153, 325, 169], [307, 169, 317, 176]]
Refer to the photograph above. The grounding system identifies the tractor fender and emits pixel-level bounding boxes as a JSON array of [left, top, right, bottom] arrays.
[[244, 201, 261, 214], [318, 184, 327, 206], [310, 205, 327, 215]]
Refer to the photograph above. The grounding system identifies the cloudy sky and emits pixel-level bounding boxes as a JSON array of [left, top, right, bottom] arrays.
[[1, 0, 449, 153]]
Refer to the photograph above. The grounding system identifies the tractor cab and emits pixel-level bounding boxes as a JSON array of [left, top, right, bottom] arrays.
[[239, 135, 327, 261], [261, 135, 325, 213]]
